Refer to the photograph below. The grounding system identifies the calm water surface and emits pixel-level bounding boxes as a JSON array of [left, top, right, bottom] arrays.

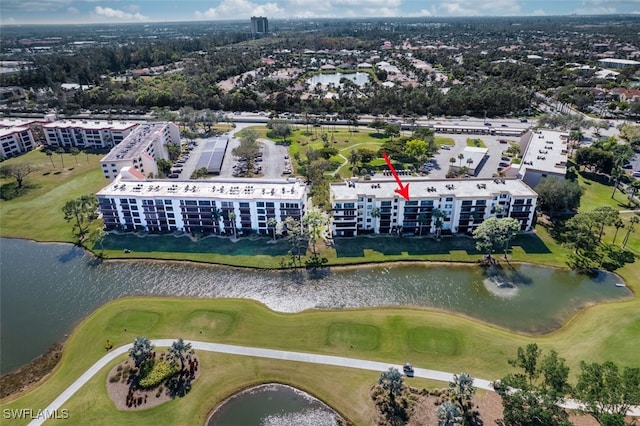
[[306, 72, 370, 87], [0, 238, 631, 374], [207, 384, 338, 426]]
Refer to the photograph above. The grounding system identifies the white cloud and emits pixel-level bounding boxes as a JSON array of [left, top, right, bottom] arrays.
[[195, 0, 284, 19], [531, 8, 546, 15], [93, 6, 149, 21], [1, 0, 71, 12], [436, 0, 521, 16], [67, 6, 79, 14]]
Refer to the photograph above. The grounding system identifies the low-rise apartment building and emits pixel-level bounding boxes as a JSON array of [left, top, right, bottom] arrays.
[[99, 122, 180, 181], [0, 126, 36, 159], [330, 178, 537, 237], [96, 168, 307, 236], [43, 119, 139, 150]]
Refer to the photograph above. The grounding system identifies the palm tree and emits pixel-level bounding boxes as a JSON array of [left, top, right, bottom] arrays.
[[612, 219, 625, 245], [211, 208, 223, 234], [129, 336, 154, 368], [437, 401, 462, 426], [228, 211, 237, 238], [432, 208, 446, 239], [70, 147, 80, 165], [55, 147, 66, 169], [45, 149, 55, 168], [628, 180, 640, 207], [466, 157, 474, 173], [449, 157, 456, 169], [448, 372, 476, 420], [267, 217, 278, 241], [611, 166, 623, 199], [417, 212, 428, 236], [378, 367, 404, 400], [622, 216, 639, 248], [168, 338, 194, 373], [457, 153, 464, 167], [370, 207, 381, 234]]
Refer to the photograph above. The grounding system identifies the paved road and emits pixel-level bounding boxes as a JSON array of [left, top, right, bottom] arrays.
[[29, 339, 639, 425]]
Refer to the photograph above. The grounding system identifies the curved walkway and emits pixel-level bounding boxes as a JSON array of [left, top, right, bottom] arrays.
[[29, 339, 639, 425]]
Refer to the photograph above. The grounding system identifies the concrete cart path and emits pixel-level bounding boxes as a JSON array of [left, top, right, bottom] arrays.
[[28, 339, 639, 424]]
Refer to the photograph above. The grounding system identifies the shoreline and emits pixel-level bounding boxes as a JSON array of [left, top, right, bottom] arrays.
[[0, 237, 634, 401]]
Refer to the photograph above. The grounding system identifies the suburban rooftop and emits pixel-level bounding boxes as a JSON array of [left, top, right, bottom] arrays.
[[97, 172, 307, 201], [331, 177, 537, 201]]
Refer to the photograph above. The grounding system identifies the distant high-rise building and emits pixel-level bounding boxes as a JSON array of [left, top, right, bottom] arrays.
[[251, 16, 269, 36]]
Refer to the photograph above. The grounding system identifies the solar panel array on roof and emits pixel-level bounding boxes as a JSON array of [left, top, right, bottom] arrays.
[[196, 136, 229, 174]]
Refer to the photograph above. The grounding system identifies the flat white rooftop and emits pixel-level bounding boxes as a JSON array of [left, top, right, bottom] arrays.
[[331, 177, 536, 201], [0, 126, 29, 137], [43, 119, 139, 131], [520, 129, 568, 176], [98, 176, 307, 201], [101, 122, 166, 162], [0, 118, 41, 128]]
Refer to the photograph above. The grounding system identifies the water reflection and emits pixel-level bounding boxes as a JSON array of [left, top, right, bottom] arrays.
[[0, 238, 631, 374], [207, 384, 338, 426]]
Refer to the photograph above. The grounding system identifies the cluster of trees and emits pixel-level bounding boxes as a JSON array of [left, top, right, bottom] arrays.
[[128, 337, 197, 394], [535, 178, 584, 218], [561, 207, 638, 273], [472, 217, 521, 264], [497, 343, 640, 426], [62, 194, 99, 244]]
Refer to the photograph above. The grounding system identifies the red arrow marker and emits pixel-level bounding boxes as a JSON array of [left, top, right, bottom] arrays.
[[382, 152, 410, 201]]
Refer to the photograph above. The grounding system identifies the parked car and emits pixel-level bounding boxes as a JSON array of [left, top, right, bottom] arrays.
[[441, 144, 451, 150], [168, 173, 179, 179], [499, 162, 510, 167]]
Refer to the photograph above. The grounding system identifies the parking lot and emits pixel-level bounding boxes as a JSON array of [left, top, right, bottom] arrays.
[[424, 134, 519, 179]]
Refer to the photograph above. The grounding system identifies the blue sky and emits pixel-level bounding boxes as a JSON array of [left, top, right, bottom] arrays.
[[1, 0, 639, 25]]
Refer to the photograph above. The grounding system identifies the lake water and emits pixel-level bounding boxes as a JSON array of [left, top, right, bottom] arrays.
[[0, 238, 631, 374], [306, 72, 370, 87], [206, 384, 338, 426]]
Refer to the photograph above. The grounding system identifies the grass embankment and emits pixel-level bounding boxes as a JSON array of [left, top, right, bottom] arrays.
[[2, 295, 639, 425]]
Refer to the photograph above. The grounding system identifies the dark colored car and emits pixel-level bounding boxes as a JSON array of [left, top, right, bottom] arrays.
[[403, 363, 414, 376]]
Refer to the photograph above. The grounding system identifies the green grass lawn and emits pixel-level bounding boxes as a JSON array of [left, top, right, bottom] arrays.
[[1, 144, 639, 424], [2, 294, 639, 425], [466, 138, 487, 148], [0, 149, 108, 242]]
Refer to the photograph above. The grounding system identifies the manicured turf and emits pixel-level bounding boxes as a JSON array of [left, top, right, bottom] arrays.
[[2, 294, 639, 425], [0, 138, 638, 425]]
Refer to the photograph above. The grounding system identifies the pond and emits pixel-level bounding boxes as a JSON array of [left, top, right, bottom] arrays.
[[306, 72, 370, 87], [0, 238, 631, 374], [206, 384, 339, 426]]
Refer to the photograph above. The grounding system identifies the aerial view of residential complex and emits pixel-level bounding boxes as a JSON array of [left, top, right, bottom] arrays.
[[1, 1, 639, 425]]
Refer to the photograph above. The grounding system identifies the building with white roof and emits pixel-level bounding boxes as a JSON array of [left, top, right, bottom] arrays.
[[518, 129, 569, 188], [330, 178, 537, 237], [100, 122, 179, 181], [0, 126, 36, 159], [96, 168, 307, 235], [598, 58, 640, 69], [43, 119, 139, 150]]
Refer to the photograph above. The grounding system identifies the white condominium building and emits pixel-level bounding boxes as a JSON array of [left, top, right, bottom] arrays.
[[330, 178, 537, 237], [517, 129, 569, 188], [99, 122, 180, 181], [43, 119, 139, 150], [96, 168, 307, 236], [0, 126, 36, 159]]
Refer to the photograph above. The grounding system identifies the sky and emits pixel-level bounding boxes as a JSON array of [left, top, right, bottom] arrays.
[[1, 0, 640, 25]]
